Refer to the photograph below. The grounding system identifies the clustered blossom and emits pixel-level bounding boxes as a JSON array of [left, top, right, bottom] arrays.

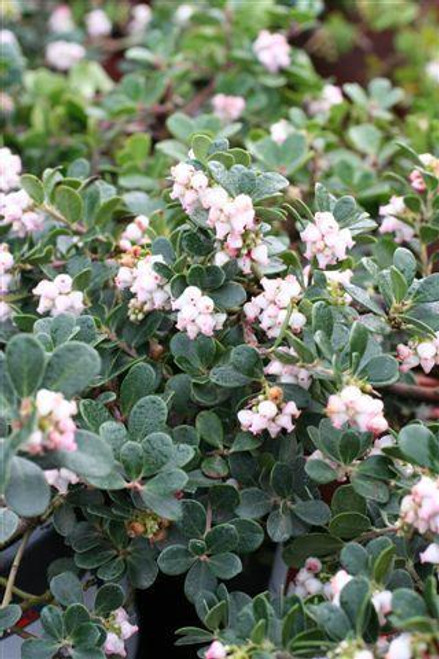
[[270, 119, 292, 144], [44, 468, 79, 494], [119, 215, 150, 251], [399, 475, 439, 536], [308, 84, 344, 116], [170, 163, 268, 273], [0, 243, 14, 321], [324, 269, 353, 304], [264, 347, 312, 389], [170, 162, 209, 214], [172, 286, 226, 339], [288, 557, 331, 599], [33, 274, 84, 317], [86, 9, 112, 38], [0, 189, 44, 237], [115, 253, 171, 322], [253, 30, 291, 73], [378, 196, 414, 244], [25, 389, 78, 454], [48, 5, 75, 33], [238, 388, 300, 438], [301, 212, 354, 268], [46, 40, 86, 71], [211, 94, 246, 122], [326, 385, 388, 435], [128, 4, 152, 36], [397, 334, 439, 374], [104, 608, 138, 658], [244, 275, 305, 339], [0, 147, 21, 192], [409, 153, 439, 193]]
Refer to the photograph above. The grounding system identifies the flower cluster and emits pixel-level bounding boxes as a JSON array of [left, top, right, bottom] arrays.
[[0, 189, 44, 237], [399, 475, 439, 536], [172, 286, 226, 339], [288, 557, 330, 598], [378, 196, 414, 244], [326, 385, 388, 435], [308, 84, 344, 116], [0, 147, 21, 192], [205, 641, 228, 659], [115, 253, 171, 322], [44, 468, 79, 494], [25, 389, 78, 454], [0, 243, 14, 321], [170, 163, 268, 273], [238, 387, 300, 438], [86, 9, 112, 38], [253, 30, 291, 73], [397, 333, 439, 374], [301, 212, 354, 268], [103, 608, 138, 658], [46, 40, 86, 71], [119, 215, 150, 251], [33, 274, 85, 317], [211, 94, 246, 122], [264, 347, 312, 389], [48, 5, 75, 33], [244, 275, 305, 339]]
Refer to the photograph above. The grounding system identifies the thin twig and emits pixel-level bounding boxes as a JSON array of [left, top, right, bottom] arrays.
[[1, 528, 33, 608], [388, 382, 439, 403]]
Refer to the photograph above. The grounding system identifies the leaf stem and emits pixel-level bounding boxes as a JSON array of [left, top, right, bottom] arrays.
[[1, 528, 33, 608]]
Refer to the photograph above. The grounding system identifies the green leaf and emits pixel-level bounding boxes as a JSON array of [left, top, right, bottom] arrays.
[[60, 430, 115, 478], [209, 366, 252, 388], [140, 469, 187, 519], [22, 639, 60, 659], [128, 395, 168, 439], [373, 544, 395, 584], [343, 284, 384, 315], [54, 185, 84, 224], [391, 589, 427, 622], [305, 458, 338, 484], [348, 124, 382, 155], [208, 552, 242, 579], [0, 604, 22, 633], [329, 512, 371, 539], [293, 500, 330, 526], [50, 572, 83, 606], [349, 322, 369, 359], [20, 174, 45, 204], [43, 342, 100, 397], [393, 247, 417, 285], [141, 432, 174, 475], [283, 533, 343, 567], [205, 524, 238, 554], [398, 424, 436, 468], [209, 282, 247, 309], [0, 507, 19, 544], [5, 457, 50, 517], [6, 334, 45, 398], [358, 355, 399, 386], [231, 345, 263, 379], [120, 363, 156, 415], [340, 543, 369, 575], [413, 274, 439, 303], [339, 576, 371, 634], [94, 583, 124, 616], [126, 537, 158, 589], [158, 545, 195, 575], [228, 518, 264, 554], [196, 411, 223, 449], [308, 603, 352, 641], [40, 605, 64, 640], [178, 500, 206, 539]]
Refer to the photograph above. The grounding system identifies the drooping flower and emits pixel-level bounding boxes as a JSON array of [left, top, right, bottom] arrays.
[[0, 147, 21, 192], [419, 543, 439, 564], [264, 347, 311, 389], [326, 385, 388, 435], [46, 41, 86, 71], [115, 253, 171, 322], [244, 275, 305, 339], [211, 94, 246, 122], [399, 475, 439, 536], [85, 9, 112, 38], [172, 286, 226, 339], [128, 4, 152, 35], [301, 212, 354, 268], [0, 189, 44, 236], [270, 119, 292, 144], [48, 5, 75, 33], [238, 388, 300, 439], [119, 215, 150, 251], [170, 162, 209, 214], [33, 274, 84, 317], [25, 389, 78, 454], [308, 84, 343, 115], [103, 608, 138, 658], [44, 468, 79, 494], [253, 30, 291, 73], [397, 334, 439, 374], [378, 196, 414, 244], [385, 633, 413, 659]]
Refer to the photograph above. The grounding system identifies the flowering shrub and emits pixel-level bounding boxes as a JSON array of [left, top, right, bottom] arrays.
[[0, 2, 439, 659]]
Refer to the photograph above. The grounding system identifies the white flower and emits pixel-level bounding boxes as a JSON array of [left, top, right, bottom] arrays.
[[33, 274, 85, 317], [0, 147, 21, 192], [238, 392, 300, 439], [119, 215, 150, 251], [372, 590, 392, 625], [205, 641, 228, 659], [385, 633, 412, 659], [326, 385, 388, 435], [253, 30, 291, 73], [46, 41, 86, 71], [128, 4, 152, 35], [25, 389, 78, 454], [301, 212, 354, 268], [397, 333, 439, 374], [426, 59, 439, 84], [44, 468, 79, 494], [172, 286, 225, 339], [308, 84, 343, 115], [175, 4, 194, 25], [420, 543, 439, 564], [244, 275, 304, 339], [86, 9, 112, 38], [48, 5, 75, 33], [212, 94, 246, 122], [400, 475, 439, 536], [270, 119, 292, 144], [264, 347, 311, 389]]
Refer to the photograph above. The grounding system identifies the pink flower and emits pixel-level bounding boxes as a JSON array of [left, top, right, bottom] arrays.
[[46, 41, 86, 71], [86, 9, 112, 38], [205, 641, 228, 659], [104, 609, 138, 657], [0, 189, 45, 237], [308, 84, 343, 115], [0, 148, 21, 192], [385, 633, 412, 659], [301, 212, 354, 268], [264, 347, 311, 390], [104, 632, 126, 657], [372, 590, 392, 625], [238, 394, 300, 439], [253, 30, 291, 73], [420, 543, 439, 564], [172, 286, 226, 339], [128, 4, 152, 36], [270, 119, 291, 144], [212, 94, 246, 122], [44, 468, 79, 494], [25, 390, 78, 454], [329, 569, 352, 605], [244, 275, 304, 339], [33, 274, 84, 317], [0, 244, 13, 275], [48, 5, 75, 33], [400, 475, 439, 536], [326, 385, 388, 435], [119, 215, 150, 251], [397, 334, 439, 374]]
